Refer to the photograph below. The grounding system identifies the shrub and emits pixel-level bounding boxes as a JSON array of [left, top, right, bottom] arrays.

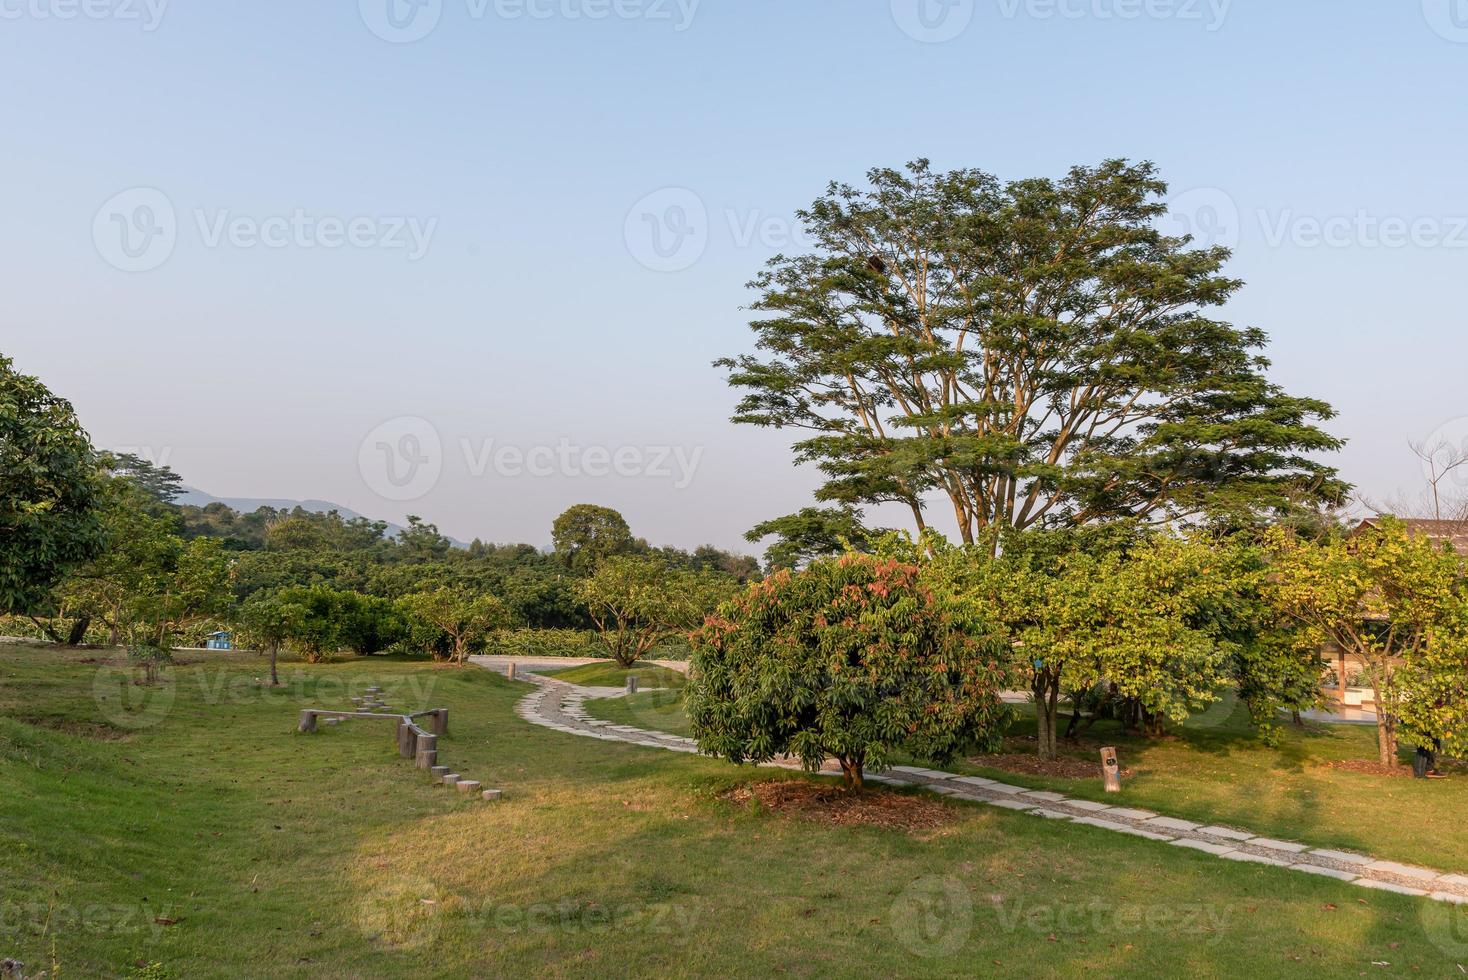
[[686, 553, 1015, 790]]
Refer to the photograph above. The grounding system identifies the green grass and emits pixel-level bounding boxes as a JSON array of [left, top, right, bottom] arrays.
[[581, 688, 1468, 874], [540, 661, 687, 690], [3, 642, 1465, 978]]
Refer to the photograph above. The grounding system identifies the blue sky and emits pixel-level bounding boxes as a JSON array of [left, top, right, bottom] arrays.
[[3, 1, 1467, 551]]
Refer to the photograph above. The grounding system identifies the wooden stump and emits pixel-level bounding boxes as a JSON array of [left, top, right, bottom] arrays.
[[1100, 746, 1122, 793], [415, 734, 438, 769], [481, 789, 503, 802], [455, 780, 481, 793], [298, 710, 318, 733], [442, 773, 461, 786], [431, 765, 450, 778]]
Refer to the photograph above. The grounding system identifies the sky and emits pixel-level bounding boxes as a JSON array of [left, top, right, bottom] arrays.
[[3, 0, 1467, 552]]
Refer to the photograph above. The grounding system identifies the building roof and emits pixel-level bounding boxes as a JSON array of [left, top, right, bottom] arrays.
[[1355, 517, 1468, 553]]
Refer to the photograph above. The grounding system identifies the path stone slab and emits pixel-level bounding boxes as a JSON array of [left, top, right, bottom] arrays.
[[949, 776, 998, 787], [1248, 838, 1309, 854], [1073, 816, 1173, 841], [980, 782, 1030, 796], [1291, 864, 1360, 882], [1019, 790, 1069, 802], [1144, 816, 1202, 832], [982, 798, 1037, 811], [1032, 809, 1072, 820], [1222, 851, 1292, 867], [1365, 860, 1441, 882], [1063, 800, 1113, 812], [1171, 839, 1237, 856], [1437, 874, 1468, 888], [1354, 878, 1429, 897], [1198, 826, 1254, 842], [1104, 807, 1157, 821], [1430, 892, 1468, 905]]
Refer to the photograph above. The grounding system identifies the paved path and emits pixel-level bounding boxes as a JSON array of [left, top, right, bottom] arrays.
[[470, 659, 1468, 905]]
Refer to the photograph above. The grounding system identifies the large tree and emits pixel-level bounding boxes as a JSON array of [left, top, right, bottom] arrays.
[[0, 355, 107, 615], [719, 160, 1344, 548], [551, 504, 634, 572]]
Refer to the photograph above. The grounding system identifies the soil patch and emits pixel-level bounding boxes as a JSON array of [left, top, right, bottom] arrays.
[[1318, 759, 1416, 778], [968, 752, 1132, 780], [22, 716, 132, 741], [721, 780, 957, 831]]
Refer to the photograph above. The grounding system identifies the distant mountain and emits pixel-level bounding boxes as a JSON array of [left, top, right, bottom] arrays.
[[176, 487, 469, 548]]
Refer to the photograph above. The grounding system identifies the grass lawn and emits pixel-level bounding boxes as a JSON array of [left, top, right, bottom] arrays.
[[581, 690, 1468, 874], [4, 641, 1465, 978], [540, 661, 687, 690]]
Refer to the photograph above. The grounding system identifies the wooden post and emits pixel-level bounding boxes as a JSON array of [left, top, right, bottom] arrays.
[[431, 708, 448, 736], [506, 663, 517, 681], [1100, 747, 1121, 793], [415, 734, 438, 769], [626, 676, 638, 695], [298, 710, 318, 733]]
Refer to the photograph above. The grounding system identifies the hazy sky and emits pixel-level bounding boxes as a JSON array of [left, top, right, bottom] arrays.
[[4, 1, 1467, 552]]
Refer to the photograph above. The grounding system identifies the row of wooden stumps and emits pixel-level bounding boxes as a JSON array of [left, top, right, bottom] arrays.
[[297, 689, 503, 802]]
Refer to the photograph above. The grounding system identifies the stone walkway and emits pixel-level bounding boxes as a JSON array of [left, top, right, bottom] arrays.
[[472, 660, 1468, 906]]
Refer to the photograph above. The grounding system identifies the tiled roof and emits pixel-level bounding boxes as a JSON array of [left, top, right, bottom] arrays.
[[1356, 517, 1468, 553]]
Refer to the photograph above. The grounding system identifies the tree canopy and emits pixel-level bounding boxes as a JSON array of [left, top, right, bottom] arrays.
[[720, 160, 1345, 548]]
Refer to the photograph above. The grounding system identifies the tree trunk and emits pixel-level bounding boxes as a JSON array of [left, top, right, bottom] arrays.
[[1033, 669, 1060, 761], [65, 615, 91, 646], [1373, 679, 1397, 766], [838, 754, 865, 791], [269, 644, 280, 687]]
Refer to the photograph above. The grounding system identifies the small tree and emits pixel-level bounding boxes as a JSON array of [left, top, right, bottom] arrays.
[[1265, 520, 1465, 765], [238, 593, 306, 686], [276, 585, 344, 664], [577, 557, 734, 667], [687, 553, 1015, 790], [399, 587, 509, 665]]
